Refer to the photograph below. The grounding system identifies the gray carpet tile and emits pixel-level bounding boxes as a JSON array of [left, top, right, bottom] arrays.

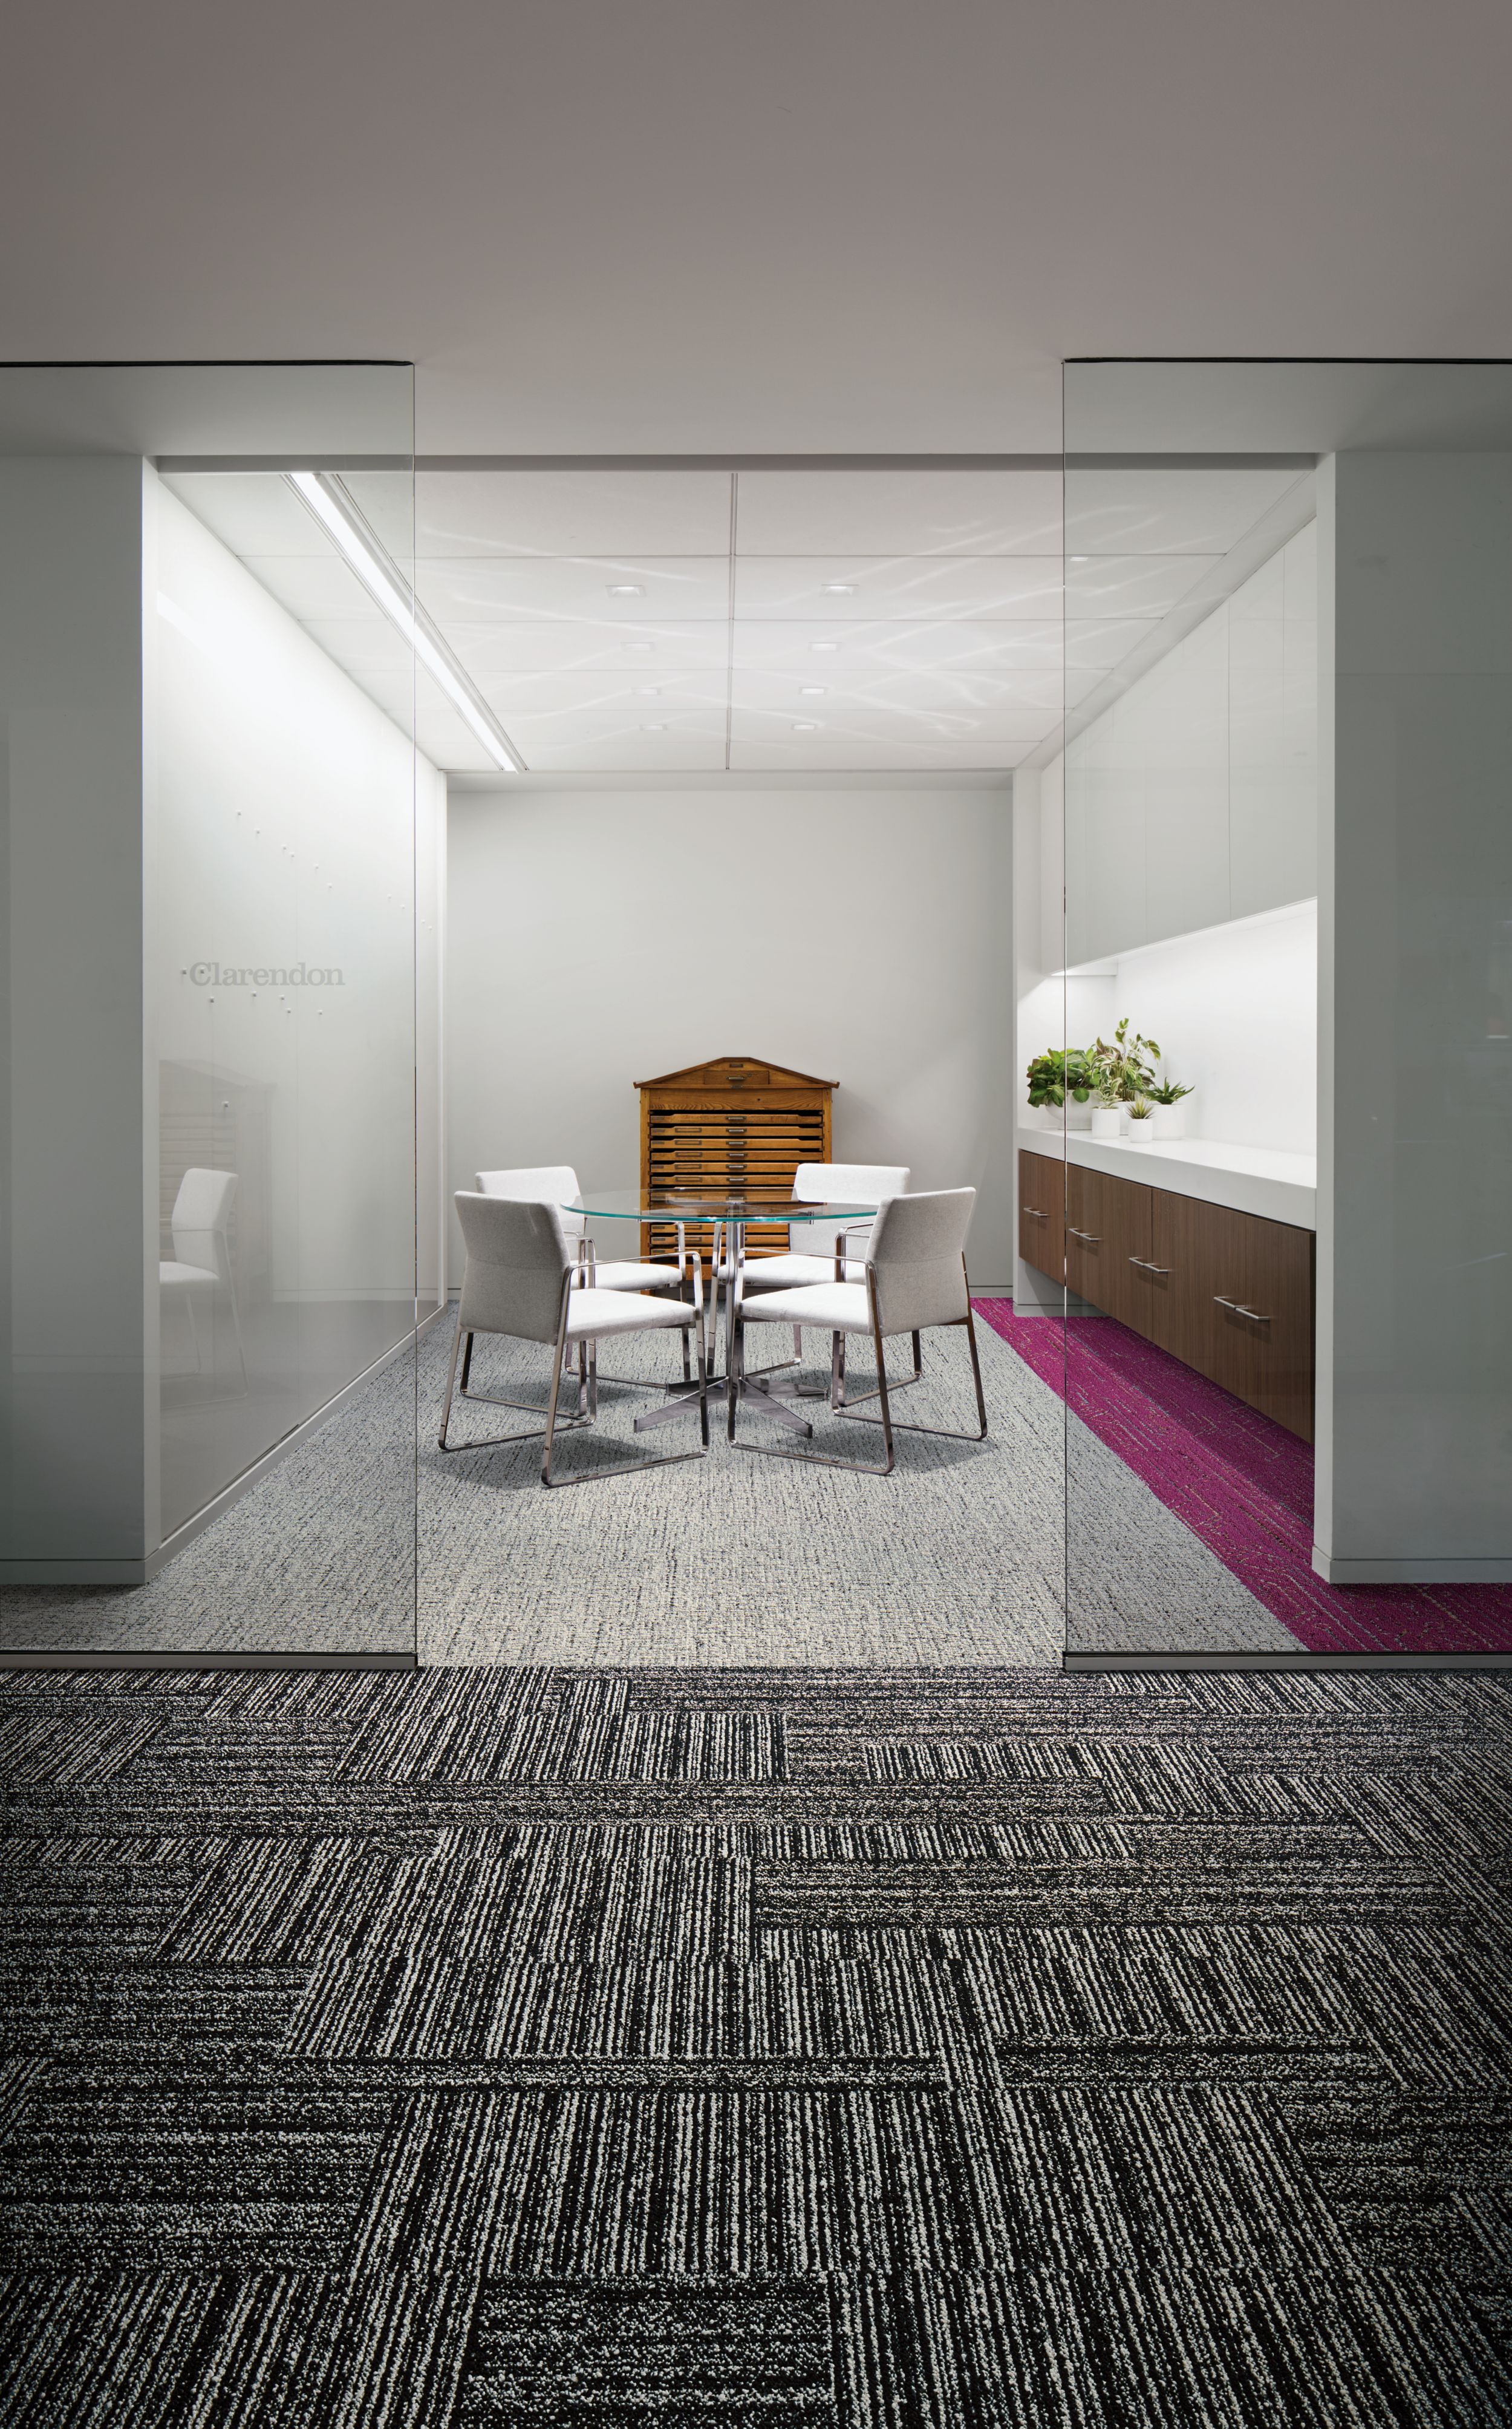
[[1, 1664, 1508, 2425], [0, 1318, 1293, 1664]]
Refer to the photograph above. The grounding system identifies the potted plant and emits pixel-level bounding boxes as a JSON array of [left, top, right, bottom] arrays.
[[1127, 1093, 1155, 1140], [1146, 1076, 1194, 1139], [1025, 1047, 1096, 1128], [1086, 1019, 1159, 1138], [1089, 1070, 1124, 1140]]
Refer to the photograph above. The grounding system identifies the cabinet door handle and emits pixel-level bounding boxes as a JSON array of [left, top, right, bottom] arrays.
[[1129, 1257, 1171, 1275], [1067, 1227, 1100, 1244], [1214, 1295, 1271, 1324], [1022, 1206, 1045, 1219]]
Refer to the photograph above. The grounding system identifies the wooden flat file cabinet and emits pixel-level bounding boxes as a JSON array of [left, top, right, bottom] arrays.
[[1020, 1147, 1315, 1440], [636, 1055, 835, 1263]]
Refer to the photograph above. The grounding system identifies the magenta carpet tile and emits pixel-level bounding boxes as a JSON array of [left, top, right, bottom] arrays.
[[974, 1297, 1512, 1658]]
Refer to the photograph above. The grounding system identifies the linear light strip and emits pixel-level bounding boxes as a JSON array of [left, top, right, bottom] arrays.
[[287, 471, 522, 773]]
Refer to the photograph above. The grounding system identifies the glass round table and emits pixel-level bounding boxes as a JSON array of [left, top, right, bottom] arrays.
[[562, 1191, 878, 1437]]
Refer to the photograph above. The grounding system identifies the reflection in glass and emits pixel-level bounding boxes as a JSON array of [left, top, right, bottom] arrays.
[[0, 364, 425, 1662], [1058, 361, 1512, 1667]]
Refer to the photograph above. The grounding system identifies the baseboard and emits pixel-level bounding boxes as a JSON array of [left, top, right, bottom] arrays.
[[0, 1649, 416, 1673], [1312, 1549, 1512, 1584], [1064, 1649, 1512, 1673]]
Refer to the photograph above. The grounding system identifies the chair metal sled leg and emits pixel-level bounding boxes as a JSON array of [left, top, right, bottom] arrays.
[[543, 1283, 709, 1488], [729, 1200, 988, 1476], [839, 1297, 988, 1448], [736, 1278, 896, 1474], [438, 1316, 590, 1454]]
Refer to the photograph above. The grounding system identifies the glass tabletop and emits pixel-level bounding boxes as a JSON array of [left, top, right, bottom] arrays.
[[564, 1190, 876, 1223]]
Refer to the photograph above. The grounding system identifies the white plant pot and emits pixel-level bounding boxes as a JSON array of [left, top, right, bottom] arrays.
[[1126, 1117, 1156, 1144], [1064, 1096, 1093, 1131], [1148, 1102, 1188, 1140], [1090, 1107, 1123, 1142]]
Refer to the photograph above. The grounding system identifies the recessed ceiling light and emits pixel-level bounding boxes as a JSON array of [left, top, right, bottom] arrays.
[[624, 639, 654, 652], [608, 582, 644, 597], [1069, 555, 1089, 564], [642, 721, 666, 731], [800, 685, 826, 696], [820, 582, 856, 595], [810, 641, 839, 653], [793, 721, 820, 732], [636, 686, 661, 696]]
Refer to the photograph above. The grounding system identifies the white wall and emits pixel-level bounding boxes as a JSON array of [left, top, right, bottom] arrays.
[[145, 471, 445, 1552], [0, 456, 148, 1571], [1061, 520, 1317, 969], [448, 783, 1017, 1286], [148, 472, 443, 1309], [1317, 451, 1512, 1580], [1106, 901, 1317, 1152]]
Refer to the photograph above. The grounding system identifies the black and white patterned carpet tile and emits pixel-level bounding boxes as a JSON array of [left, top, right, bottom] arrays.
[[1, 1666, 1508, 2425]]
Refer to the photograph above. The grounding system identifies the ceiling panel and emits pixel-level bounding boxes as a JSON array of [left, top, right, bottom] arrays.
[[1064, 554, 1219, 618], [729, 620, 1064, 674], [345, 468, 733, 560], [444, 619, 729, 673], [414, 556, 729, 624], [735, 470, 1062, 556], [731, 668, 1066, 721], [1063, 468, 1305, 556], [163, 463, 1294, 779], [1064, 616, 1160, 667], [734, 555, 1064, 621], [513, 732, 730, 773], [478, 671, 725, 720], [730, 731, 1030, 771]]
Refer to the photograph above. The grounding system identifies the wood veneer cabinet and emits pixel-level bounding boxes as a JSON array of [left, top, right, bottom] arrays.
[[1018, 1148, 1315, 1440], [636, 1054, 835, 1263], [1018, 1149, 1065, 1279]]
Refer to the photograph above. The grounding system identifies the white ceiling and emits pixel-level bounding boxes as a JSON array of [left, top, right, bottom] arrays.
[[165, 463, 1307, 774], [4, 4, 1511, 460]]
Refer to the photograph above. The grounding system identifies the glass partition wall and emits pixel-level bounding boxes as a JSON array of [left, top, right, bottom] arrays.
[[1055, 361, 1512, 1666], [0, 364, 428, 1662]]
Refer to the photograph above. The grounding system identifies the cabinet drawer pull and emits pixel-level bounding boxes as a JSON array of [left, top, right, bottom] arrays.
[[1129, 1257, 1173, 1275], [1214, 1295, 1271, 1324], [1067, 1227, 1100, 1244], [1022, 1206, 1045, 1219]]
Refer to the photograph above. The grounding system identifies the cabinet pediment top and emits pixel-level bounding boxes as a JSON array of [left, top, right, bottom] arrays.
[[635, 1054, 838, 1091]]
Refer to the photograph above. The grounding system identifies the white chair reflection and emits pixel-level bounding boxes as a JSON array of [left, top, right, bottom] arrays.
[[440, 1192, 708, 1488], [731, 1187, 986, 1474], [160, 1166, 247, 1391]]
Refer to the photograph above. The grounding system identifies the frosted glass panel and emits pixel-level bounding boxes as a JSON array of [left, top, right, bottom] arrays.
[[0, 363, 422, 1662]]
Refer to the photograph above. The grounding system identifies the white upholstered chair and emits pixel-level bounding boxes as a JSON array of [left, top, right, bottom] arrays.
[[475, 1162, 694, 1399], [440, 1192, 708, 1487], [475, 1166, 683, 1293], [728, 1159, 911, 1394], [734, 1160, 911, 1291], [731, 1187, 986, 1474], [159, 1167, 247, 1389]]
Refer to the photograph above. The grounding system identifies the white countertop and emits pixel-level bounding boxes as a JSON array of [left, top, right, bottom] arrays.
[[1017, 1124, 1316, 1230]]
